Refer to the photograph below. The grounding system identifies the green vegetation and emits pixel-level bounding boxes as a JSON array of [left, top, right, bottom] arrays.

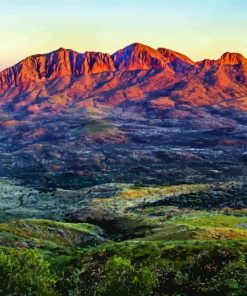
[[0, 219, 106, 250], [68, 240, 247, 295], [0, 180, 246, 295], [172, 212, 247, 229], [0, 248, 56, 296], [1, 240, 246, 295], [0, 224, 245, 296], [97, 256, 157, 296]]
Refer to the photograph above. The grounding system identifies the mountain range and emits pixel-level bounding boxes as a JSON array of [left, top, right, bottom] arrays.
[[0, 42, 247, 117]]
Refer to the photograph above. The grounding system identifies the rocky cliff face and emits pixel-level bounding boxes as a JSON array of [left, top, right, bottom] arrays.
[[217, 52, 247, 66], [0, 48, 116, 87], [0, 43, 180, 88], [111, 43, 171, 71], [157, 47, 195, 73]]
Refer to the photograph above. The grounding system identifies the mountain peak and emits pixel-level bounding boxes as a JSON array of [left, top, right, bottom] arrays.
[[127, 42, 155, 51], [218, 52, 247, 66], [111, 42, 169, 71]]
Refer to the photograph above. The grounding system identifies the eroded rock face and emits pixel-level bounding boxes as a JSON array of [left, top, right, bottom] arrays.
[[0, 42, 247, 112], [111, 43, 171, 71], [0, 48, 116, 87], [157, 47, 195, 73], [217, 52, 247, 66]]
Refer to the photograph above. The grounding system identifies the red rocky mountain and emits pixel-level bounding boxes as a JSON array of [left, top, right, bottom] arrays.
[[0, 42, 247, 114]]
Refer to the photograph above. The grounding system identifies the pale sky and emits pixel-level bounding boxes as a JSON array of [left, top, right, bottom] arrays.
[[0, 0, 247, 70]]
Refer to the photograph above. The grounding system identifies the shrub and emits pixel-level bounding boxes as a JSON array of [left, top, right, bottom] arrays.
[[97, 256, 157, 296], [0, 249, 56, 296]]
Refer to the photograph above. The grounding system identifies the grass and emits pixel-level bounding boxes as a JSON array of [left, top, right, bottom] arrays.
[[86, 239, 247, 262], [167, 211, 247, 240], [141, 205, 180, 216], [0, 219, 106, 249], [23, 219, 103, 235], [172, 212, 247, 229], [137, 222, 198, 241]]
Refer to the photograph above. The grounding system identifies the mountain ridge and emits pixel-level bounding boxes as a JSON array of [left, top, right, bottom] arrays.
[[0, 42, 247, 114], [1, 42, 247, 88]]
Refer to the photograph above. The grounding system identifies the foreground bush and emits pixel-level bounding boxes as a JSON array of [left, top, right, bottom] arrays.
[[97, 256, 157, 296], [69, 242, 247, 296], [0, 249, 56, 296], [0, 242, 247, 295]]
